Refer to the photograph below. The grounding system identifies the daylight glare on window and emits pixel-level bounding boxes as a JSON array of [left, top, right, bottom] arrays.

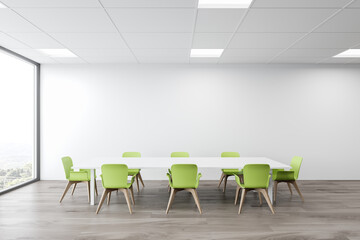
[[0, 50, 36, 192]]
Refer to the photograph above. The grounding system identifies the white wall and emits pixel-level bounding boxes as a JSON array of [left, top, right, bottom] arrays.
[[41, 64, 360, 180]]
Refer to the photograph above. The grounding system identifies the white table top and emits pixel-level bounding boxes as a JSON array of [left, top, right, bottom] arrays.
[[73, 157, 291, 170]]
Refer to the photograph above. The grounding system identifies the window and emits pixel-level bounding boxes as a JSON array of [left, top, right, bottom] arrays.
[[0, 47, 40, 193]]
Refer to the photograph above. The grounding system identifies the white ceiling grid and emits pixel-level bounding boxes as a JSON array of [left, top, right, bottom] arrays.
[[0, 0, 359, 64]]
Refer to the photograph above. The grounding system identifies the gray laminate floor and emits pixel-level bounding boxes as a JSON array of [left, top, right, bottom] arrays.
[[0, 180, 359, 240]]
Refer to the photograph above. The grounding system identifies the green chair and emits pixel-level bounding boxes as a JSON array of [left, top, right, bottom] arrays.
[[166, 164, 202, 214], [122, 152, 144, 192], [273, 156, 304, 202], [218, 152, 242, 192], [96, 164, 136, 214], [234, 164, 275, 214], [60, 156, 98, 203], [168, 152, 190, 192]]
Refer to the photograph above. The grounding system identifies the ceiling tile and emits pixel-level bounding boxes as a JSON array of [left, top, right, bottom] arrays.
[[0, 32, 30, 48], [137, 56, 189, 63], [7, 33, 63, 48], [100, 0, 197, 8], [71, 48, 133, 57], [82, 56, 138, 63], [219, 56, 271, 63], [14, 8, 117, 33], [238, 9, 337, 32], [52, 58, 86, 64], [0, 9, 41, 33], [222, 48, 283, 58], [280, 48, 347, 58], [195, 9, 246, 33], [132, 49, 190, 58], [251, 0, 352, 8], [122, 33, 193, 48], [293, 33, 360, 48], [347, 0, 360, 8], [49, 33, 128, 49], [192, 33, 232, 48], [107, 8, 196, 33], [0, 0, 101, 7], [315, 9, 360, 32], [270, 57, 323, 63], [228, 33, 304, 48]]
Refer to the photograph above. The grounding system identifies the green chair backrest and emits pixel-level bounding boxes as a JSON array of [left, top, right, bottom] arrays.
[[101, 164, 129, 189], [243, 164, 270, 188], [171, 152, 190, 158], [171, 164, 198, 188], [290, 156, 303, 180], [221, 152, 240, 157], [61, 156, 73, 180], [122, 152, 141, 158]]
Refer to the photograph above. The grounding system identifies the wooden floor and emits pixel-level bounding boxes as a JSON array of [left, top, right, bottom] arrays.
[[1, 180, 360, 240]]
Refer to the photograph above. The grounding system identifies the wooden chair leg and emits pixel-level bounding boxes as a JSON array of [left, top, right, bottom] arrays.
[[71, 183, 77, 195], [107, 191, 111, 205], [287, 182, 293, 195], [223, 175, 229, 193], [188, 189, 202, 214], [258, 191, 262, 205], [120, 189, 133, 214], [218, 172, 225, 188], [234, 185, 241, 205], [260, 189, 275, 214], [274, 181, 278, 202], [292, 181, 304, 202], [239, 174, 244, 184], [95, 180, 99, 196], [59, 181, 73, 203], [96, 189, 108, 214], [86, 181, 91, 203], [238, 188, 247, 214], [135, 175, 140, 192], [166, 188, 176, 214], [129, 185, 135, 205], [138, 173, 145, 187]]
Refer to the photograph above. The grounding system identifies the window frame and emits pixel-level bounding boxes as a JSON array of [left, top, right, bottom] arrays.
[[0, 46, 40, 195]]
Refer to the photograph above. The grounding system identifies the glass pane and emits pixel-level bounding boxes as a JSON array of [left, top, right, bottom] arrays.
[[0, 50, 36, 192]]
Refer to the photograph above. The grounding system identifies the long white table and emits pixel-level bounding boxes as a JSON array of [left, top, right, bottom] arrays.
[[73, 157, 290, 206]]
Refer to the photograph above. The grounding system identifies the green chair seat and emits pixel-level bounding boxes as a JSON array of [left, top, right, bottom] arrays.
[[128, 169, 140, 175], [272, 169, 296, 181], [68, 171, 90, 181], [222, 169, 243, 175]]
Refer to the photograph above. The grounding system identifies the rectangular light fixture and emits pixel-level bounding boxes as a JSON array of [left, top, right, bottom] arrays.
[[37, 49, 78, 58], [191, 49, 224, 58], [198, 0, 253, 8], [0, 2, 8, 8], [333, 49, 360, 58]]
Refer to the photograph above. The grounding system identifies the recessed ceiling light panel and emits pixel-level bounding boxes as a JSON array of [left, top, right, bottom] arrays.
[[37, 49, 78, 58], [0, 2, 8, 8], [198, 0, 253, 8], [333, 49, 360, 58], [191, 49, 224, 58]]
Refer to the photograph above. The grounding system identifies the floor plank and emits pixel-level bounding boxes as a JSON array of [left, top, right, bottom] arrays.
[[0, 180, 359, 240]]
